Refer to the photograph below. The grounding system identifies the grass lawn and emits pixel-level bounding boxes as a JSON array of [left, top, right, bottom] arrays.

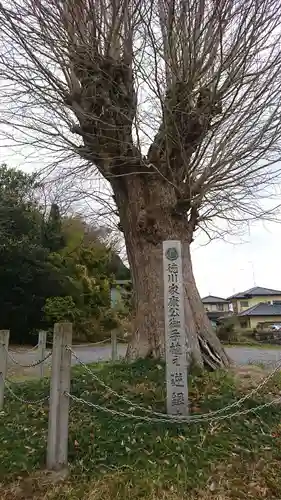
[[1, 360, 281, 499]]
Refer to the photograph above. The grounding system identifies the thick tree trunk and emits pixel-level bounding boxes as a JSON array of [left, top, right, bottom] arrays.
[[112, 175, 229, 369]]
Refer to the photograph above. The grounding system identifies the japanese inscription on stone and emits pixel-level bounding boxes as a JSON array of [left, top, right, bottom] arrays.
[[163, 241, 188, 416]]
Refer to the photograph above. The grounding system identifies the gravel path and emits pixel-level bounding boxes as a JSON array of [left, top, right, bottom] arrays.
[[7, 344, 281, 379]]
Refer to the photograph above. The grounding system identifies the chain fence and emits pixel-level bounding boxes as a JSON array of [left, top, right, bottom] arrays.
[[0, 373, 49, 405], [8, 343, 39, 354], [2, 328, 281, 474], [45, 337, 113, 347], [66, 390, 281, 425], [2, 336, 117, 408], [1, 332, 51, 409], [3, 341, 281, 424], [7, 349, 52, 368], [86, 338, 111, 345], [67, 346, 281, 423]]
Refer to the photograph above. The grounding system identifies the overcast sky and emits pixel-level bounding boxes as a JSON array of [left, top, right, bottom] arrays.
[[191, 219, 281, 299]]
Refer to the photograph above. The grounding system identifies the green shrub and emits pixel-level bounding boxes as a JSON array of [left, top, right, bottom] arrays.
[[217, 319, 238, 343], [43, 296, 79, 323]]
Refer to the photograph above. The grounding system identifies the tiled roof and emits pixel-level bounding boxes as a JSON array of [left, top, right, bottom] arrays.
[[238, 303, 281, 317], [201, 295, 229, 304], [228, 286, 281, 300]]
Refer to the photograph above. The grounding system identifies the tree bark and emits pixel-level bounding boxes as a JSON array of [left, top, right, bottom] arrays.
[[111, 174, 229, 369]]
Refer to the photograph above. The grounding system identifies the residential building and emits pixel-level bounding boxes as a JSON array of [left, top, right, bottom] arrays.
[[201, 295, 231, 326], [227, 286, 281, 315], [202, 295, 230, 313], [237, 303, 281, 330]]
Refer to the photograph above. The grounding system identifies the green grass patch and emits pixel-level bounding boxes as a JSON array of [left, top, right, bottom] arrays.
[[1, 360, 281, 499]]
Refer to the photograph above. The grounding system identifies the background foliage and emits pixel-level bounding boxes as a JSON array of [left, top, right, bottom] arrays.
[[0, 164, 130, 344]]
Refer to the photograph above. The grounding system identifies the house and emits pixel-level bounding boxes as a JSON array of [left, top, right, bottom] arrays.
[[227, 286, 281, 314], [237, 303, 281, 330], [201, 295, 231, 326], [202, 295, 231, 313]]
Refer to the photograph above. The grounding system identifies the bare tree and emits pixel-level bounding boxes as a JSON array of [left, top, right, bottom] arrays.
[[0, 0, 281, 367]]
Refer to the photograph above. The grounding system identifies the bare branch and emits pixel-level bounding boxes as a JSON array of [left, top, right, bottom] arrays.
[[0, 0, 280, 238]]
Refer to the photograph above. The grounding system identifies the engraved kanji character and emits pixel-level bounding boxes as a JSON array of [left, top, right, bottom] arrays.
[[169, 328, 181, 338], [167, 263, 178, 273], [168, 317, 181, 328], [171, 372, 185, 387], [168, 273, 178, 284], [169, 340, 183, 357], [168, 296, 180, 308], [172, 357, 181, 366], [169, 307, 180, 318], [168, 283, 180, 295], [171, 392, 185, 407]]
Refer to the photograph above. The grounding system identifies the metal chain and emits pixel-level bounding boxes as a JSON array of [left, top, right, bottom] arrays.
[[8, 344, 39, 354], [46, 339, 111, 348], [7, 349, 52, 368], [67, 346, 281, 422], [29, 343, 39, 351], [66, 391, 281, 424], [89, 338, 111, 345], [1, 375, 49, 404]]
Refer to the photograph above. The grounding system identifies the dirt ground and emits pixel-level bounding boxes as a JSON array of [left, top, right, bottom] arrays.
[[6, 346, 52, 381]]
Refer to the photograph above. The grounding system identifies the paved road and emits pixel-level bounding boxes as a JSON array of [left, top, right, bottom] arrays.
[[8, 344, 281, 368], [70, 345, 281, 367], [225, 346, 281, 367]]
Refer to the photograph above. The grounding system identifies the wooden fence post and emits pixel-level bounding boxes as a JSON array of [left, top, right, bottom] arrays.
[[47, 323, 72, 471], [111, 330, 117, 362], [0, 330, 10, 410], [38, 330, 47, 378]]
